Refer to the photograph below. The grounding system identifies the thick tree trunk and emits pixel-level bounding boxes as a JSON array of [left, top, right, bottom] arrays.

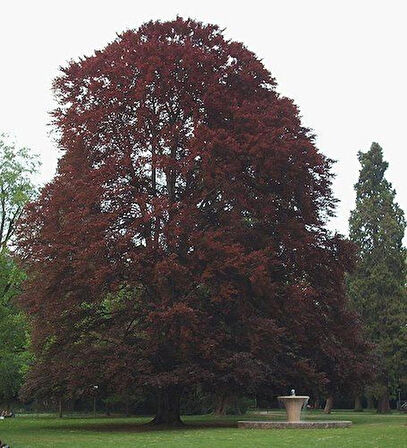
[[377, 390, 391, 413], [323, 396, 333, 414], [213, 394, 240, 415], [214, 394, 228, 416], [354, 396, 363, 411], [151, 388, 183, 425], [366, 396, 375, 410]]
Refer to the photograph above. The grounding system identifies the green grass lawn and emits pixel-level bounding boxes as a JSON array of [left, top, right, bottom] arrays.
[[0, 410, 405, 448]]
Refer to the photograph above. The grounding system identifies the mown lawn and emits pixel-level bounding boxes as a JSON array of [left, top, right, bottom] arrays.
[[0, 410, 405, 448]]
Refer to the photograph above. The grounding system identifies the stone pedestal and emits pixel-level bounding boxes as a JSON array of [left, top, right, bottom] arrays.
[[277, 396, 309, 422], [238, 420, 352, 429]]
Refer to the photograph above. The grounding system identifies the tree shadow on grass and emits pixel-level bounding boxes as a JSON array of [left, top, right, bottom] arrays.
[[41, 419, 238, 433]]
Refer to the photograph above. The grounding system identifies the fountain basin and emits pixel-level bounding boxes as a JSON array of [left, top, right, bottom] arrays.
[[278, 395, 309, 422], [238, 420, 352, 429]]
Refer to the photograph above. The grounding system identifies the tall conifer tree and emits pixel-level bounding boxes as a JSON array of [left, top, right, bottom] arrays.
[[348, 142, 406, 412]]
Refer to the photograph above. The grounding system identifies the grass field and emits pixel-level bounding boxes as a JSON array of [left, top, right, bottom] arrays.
[[0, 410, 405, 448]]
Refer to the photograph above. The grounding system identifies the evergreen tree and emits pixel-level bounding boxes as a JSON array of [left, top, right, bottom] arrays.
[[348, 142, 406, 412]]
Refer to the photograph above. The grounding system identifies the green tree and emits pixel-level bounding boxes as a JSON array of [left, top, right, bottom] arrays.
[[0, 135, 38, 406], [0, 253, 30, 406], [1, 135, 39, 250], [348, 142, 406, 413]]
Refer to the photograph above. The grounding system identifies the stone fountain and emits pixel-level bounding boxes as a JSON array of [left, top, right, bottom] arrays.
[[278, 390, 309, 422], [238, 390, 352, 429]]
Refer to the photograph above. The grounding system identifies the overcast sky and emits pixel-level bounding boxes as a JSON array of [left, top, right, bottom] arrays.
[[1, 0, 406, 236]]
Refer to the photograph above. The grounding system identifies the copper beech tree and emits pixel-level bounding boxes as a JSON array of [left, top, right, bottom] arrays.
[[18, 18, 368, 424]]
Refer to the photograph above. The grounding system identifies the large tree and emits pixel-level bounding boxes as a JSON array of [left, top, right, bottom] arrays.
[[0, 135, 38, 406], [348, 142, 406, 413], [18, 18, 367, 424]]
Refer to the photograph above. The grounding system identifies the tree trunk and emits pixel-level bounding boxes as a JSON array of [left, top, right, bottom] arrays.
[[324, 396, 333, 414], [232, 396, 241, 415], [58, 398, 63, 418], [354, 396, 363, 411], [377, 390, 391, 413], [125, 396, 130, 417], [151, 388, 183, 425], [366, 396, 375, 410], [214, 394, 228, 416]]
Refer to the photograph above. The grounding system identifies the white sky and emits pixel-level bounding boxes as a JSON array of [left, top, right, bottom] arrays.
[[1, 0, 406, 236]]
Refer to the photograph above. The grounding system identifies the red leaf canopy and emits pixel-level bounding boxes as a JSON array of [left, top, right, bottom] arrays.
[[18, 18, 368, 402]]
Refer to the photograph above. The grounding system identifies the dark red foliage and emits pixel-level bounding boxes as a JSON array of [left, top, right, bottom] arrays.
[[18, 18, 369, 421]]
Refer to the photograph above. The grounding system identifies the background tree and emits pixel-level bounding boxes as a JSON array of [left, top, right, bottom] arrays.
[[18, 18, 368, 424], [1, 136, 38, 250], [0, 253, 30, 407], [0, 135, 38, 407], [348, 142, 406, 413]]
